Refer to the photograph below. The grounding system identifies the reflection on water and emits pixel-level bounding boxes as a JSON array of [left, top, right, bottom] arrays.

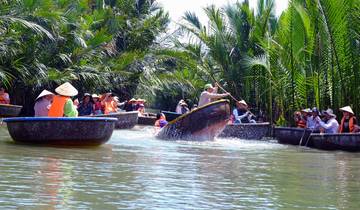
[[1, 126, 360, 209]]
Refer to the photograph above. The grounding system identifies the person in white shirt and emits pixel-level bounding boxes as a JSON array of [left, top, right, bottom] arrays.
[[198, 83, 229, 107], [315, 109, 339, 133], [307, 107, 321, 130], [233, 100, 256, 124], [176, 99, 185, 114]]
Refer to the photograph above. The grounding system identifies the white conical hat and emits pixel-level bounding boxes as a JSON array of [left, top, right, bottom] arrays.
[[36, 90, 54, 100], [340, 106, 354, 115], [55, 82, 78, 97], [237, 100, 248, 106]]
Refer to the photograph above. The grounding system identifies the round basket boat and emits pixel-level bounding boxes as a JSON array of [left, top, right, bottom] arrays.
[[273, 127, 313, 146], [308, 133, 360, 152], [156, 100, 231, 141], [3, 117, 117, 146], [161, 111, 182, 122], [0, 104, 23, 117], [94, 111, 138, 129], [219, 122, 271, 140], [138, 115, 157, 126]]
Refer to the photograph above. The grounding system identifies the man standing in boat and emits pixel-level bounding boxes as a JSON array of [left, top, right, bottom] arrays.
[[198, 83, 230, 107]]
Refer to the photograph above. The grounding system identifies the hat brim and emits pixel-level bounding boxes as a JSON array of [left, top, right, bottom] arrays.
[[36, 90, 54, 100], [55, 82, 78, 97]]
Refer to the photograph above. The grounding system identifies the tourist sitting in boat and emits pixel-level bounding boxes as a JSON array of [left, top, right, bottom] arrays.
[[338, 106, 358, 133], [198, 83, 230, 107], [294, 111, 306, 128], [155, 113, 168, 128], [0, 87, 10, 104], [48, 82, 79, 117], [124, 98, 136, 112], [137, 104, 146, 116], [92, 94, 103, 115], [306, 107, 321, 130], [101, 93, 118, 114], [315, 109, 339, 133], [180, 102, 190, 114], [34, 90, 54, 117], [78, 93, 94, 116], [176, 99, 185, 114], [233, 100, 256, 124]]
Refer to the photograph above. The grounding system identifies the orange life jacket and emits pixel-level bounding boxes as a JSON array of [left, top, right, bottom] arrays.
[[296, 119, 306, 128], [339, 116, 356, 133], [48, 95, 69, 117], [104, 101, 117, 114], [0, 93, 10, 104]]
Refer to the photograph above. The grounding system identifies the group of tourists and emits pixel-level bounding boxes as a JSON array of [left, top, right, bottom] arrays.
[[294, 106, 358, 134], [34, 82, 147, 117]]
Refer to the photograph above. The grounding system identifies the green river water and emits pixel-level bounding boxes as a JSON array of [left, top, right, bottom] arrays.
[[1, 126, 360, 209]]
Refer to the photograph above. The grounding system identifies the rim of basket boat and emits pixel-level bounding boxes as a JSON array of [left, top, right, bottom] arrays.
[[0, 104, 23, 108], [3, 117, 118, 122], [310, 133, 360, 137], [168, 99, 230, 124]]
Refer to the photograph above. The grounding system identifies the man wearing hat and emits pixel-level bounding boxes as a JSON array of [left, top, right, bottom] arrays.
[[315, 108, 339, 133], [339, 106, 358, 133], [48, 82, 79, 117], [34, 90, 54, 117], [233, 100, 255, 124], [124, 98, 136, 112], [306, 107, 321, 130], [198, 83, 230, 107], [180, 101, 190, 114]]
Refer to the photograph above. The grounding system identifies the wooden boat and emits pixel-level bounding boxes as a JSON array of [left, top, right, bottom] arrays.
[[274, 127, 313, 146], [161, 111, 182, 121], [0, 104, 22, 117], [94, 111, 138, 129], [307, 133, 360, 152], [138, 114, 157, 125], [156, 100, 231, 141], [3, 117, 117, 146], [219, 122, 271, 140]]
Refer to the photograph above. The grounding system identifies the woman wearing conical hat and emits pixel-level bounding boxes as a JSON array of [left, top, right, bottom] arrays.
[[338, 106, 358, 133], [48, 82, 79, 117], [34, 90, 54, 117]]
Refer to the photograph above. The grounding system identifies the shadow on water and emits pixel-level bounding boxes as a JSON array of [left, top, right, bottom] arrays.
[[1, 125, 360, 209]]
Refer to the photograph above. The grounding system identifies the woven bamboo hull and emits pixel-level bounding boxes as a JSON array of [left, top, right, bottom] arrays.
[[219, 123, 271, 140], [308, 133, 360, 152], [156, 100, 231, 141], [94, 111, 138, 129], [0, 104, 22, 117], [4, 117, 117, 146]]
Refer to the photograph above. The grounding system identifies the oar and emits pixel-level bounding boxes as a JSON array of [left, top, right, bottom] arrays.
[[305, 129, 315, 147], [298, 129, 307, 146], [216, 83, 239, 102]]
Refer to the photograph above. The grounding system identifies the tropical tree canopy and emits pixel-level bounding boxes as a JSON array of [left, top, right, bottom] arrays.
[[1, 0, 360, 125], [0, 0, 169, 115], [144, 0, 360, 125]]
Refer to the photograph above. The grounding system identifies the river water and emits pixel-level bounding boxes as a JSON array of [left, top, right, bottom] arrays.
[[1, 126, 360, 209]]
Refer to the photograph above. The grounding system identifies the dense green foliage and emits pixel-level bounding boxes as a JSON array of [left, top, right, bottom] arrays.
[[0, 0, 169, 114], [2, 0, 360, 124], [148, 0, 360, 125]]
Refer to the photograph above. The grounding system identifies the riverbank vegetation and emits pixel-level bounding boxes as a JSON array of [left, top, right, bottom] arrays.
[[0, 0, 169, 114], [1, 0, 360, 125], [145, 0, 360, 125]]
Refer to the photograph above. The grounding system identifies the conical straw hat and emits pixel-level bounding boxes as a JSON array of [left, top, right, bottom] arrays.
[[340, 106, 354, 115], [55, 82, 78, 97], [237, 100, 248, 106], [36, 90, 54, 100]]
